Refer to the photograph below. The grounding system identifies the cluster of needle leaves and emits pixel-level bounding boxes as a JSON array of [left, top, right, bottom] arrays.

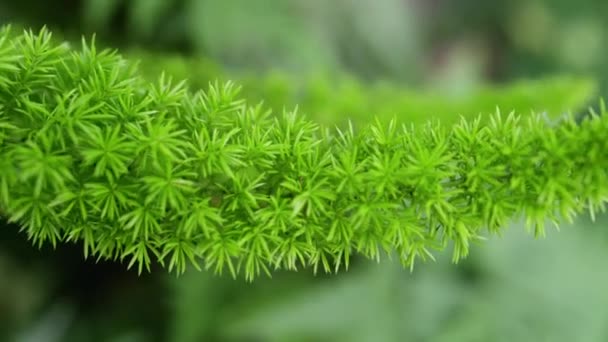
[[0, 26, 607, 281], [130, 48, 597, 129]]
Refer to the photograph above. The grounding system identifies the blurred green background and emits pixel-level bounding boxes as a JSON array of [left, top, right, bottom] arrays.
[[1, 1, 607, 341]]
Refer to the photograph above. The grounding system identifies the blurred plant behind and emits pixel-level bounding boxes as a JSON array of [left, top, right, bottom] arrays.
[[0, 0, 607, 341]]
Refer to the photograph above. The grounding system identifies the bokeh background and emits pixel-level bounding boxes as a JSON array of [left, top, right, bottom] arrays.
[[1, 1, 608, 341]]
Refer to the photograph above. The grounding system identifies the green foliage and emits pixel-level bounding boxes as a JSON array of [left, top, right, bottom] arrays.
[[133, 50, 598, 127], [78, 0, 420, 78], [184, 217, 608, 342], [0, 26, 607, 281], [2, 23, 599, 128]]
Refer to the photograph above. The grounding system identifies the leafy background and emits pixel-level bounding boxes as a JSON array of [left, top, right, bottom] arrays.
[[0, 0, 607, 341]]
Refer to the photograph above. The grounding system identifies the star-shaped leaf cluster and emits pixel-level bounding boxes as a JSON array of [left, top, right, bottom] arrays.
[[0, 26, 607, 281]]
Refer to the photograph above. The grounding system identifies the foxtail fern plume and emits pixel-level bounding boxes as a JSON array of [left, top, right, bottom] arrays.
[[0, 26, 607, 281]]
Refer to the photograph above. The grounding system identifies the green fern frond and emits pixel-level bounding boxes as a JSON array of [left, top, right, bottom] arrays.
[[0, 26, 607, 281], [133, 50, 598, 127]]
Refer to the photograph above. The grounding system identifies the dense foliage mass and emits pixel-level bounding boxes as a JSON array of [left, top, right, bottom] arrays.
[[0, 27, 607, 280], [133, 50, 598, 128]]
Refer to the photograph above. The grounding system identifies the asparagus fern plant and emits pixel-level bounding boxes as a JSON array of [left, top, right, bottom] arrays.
[[132, 50, 598, 128], [0, 26, 606, 281]]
